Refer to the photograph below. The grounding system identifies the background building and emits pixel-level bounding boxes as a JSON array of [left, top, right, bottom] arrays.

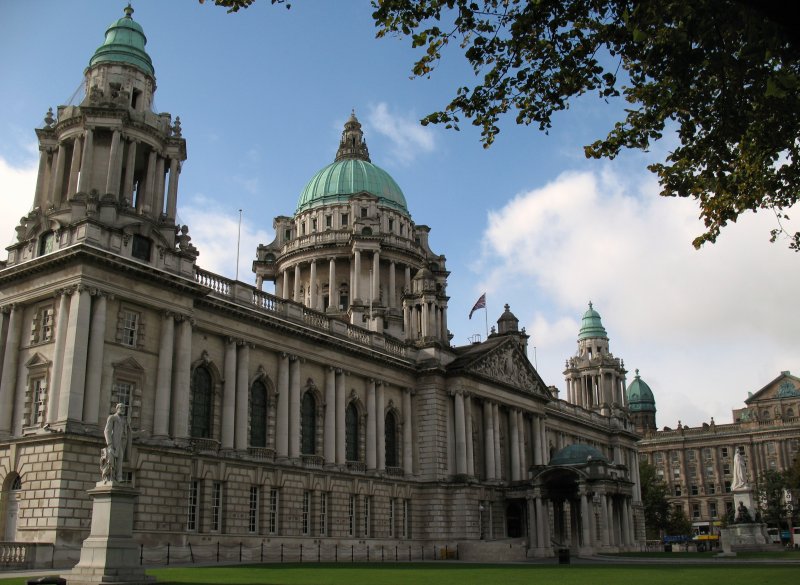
[[634, 370, 800, 536], [0, 6, 643, 566]]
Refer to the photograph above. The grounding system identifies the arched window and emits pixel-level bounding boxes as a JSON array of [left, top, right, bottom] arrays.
[[250, 380, 268, 447], [190, 366, 213, 438], [346, 402, 359, 462], [11, 476, 21, 491], [301, 391, 316, 455], [385, 411, 398, 467]]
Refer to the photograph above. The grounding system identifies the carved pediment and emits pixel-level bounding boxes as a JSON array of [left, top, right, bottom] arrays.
[[25, 352, 52, 369], [467, 341, 543, 395]]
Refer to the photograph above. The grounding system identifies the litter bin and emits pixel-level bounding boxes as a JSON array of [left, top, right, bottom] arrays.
[[558, 548, 570, 564], [663, 544, 672, 552]]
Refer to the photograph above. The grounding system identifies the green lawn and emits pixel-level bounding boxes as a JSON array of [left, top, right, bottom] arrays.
[[3, 562, 799, 585]]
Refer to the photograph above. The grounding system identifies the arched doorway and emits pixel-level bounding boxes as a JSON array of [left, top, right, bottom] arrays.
[[3, 475, 21, 541], [505, 500, 526, 538]]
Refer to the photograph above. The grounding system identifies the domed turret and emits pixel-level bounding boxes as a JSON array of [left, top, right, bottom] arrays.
[[578, 301, 608, 340], [89, 4, 154, 77], [296, 112, 409, 215], [627, 369, 657, 433]]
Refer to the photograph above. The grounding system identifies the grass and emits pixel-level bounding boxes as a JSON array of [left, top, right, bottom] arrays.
[[3, 562, 800, 585]]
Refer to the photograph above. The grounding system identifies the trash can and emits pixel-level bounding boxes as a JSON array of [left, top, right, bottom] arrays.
[[558, 548, 570, 564], [663, 544, 672, 552]]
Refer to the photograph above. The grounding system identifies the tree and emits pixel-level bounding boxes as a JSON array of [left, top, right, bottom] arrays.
[[203, 0, 800, 251], [757, 469, 796, 528], [639, 460, 671, 539], [666, 504, 692, 537]]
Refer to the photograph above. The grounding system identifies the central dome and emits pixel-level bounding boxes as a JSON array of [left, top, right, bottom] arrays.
[[296, 112, 409, 216], [89, 5, 154, 77]]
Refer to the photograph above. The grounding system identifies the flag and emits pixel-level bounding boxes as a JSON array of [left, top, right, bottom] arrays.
[[469, 293, 486, 319]]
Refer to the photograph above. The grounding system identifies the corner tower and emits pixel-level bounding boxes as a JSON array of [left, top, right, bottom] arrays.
[[253, 112, 450, 344], [6, 5, 192, 274], [626, 369, 657, 434], [563, 302, 627, 414]]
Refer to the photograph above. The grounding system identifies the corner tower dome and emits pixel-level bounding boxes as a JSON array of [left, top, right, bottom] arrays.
[[627, 369, 656, 413], [296, 112, 409, 215], [578, 301, 608, 340], [89, 4, 154, 77]]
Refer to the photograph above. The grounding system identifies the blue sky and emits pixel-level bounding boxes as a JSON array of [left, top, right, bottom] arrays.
[[1, 1, 798, 428]]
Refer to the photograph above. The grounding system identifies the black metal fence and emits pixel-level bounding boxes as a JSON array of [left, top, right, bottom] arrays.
[[139, 541, 460, 566]]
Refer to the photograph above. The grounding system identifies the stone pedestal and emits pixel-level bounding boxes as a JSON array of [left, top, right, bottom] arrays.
[[64, 482, 154, 585]]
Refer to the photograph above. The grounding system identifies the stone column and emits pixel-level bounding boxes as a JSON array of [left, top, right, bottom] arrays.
[[235, 342, 250, 450], [50, 142, 67, 206], [122, 139, 137, 205], [606, 496, 615, 546], [483, 401, 496, 480], [142, 149, 157, 214], [518, 411, 527, 479], [493, 403, 502, 479], [621, 498, 631, 546], [353, 250, 361, 300], [465, 394, 474, 476], [67, 136, 83, 199], [293, 264, 301, 303], [534, 496, 545, 549], [389, 261, 396, 308], [540, 417, 549, 464], [404, 266, 411, 295], [289, 356, 301, 458], [454, 390, 467, 476], [153, 312, 175, 438], [83, 291, 107, 426], [58, 287, 92, 421], [153, 154, 166, 216], [0, 305, 22, 435], [47, 293, 70, 424], [402, 388, 413, 474], [281, 270, 290, 300], [171, 317, 192, 439], [335, 369, 346, 464], [275, 353, 289, 458], [581, 490, 591, 548], [309, 260, 317, 309], [510, 409, 520, 481], [372, 251, 380, 303], [328, 258, 337, 310], [221, 339, 237, 449], [166, 158, 180, 219], [34, 147, 50, 210], [324, 366, 336, 465], [366, 379, 376, 469], [78, 129, 94, 194], [420, 303, 429, 338], [532, 415, 542, 466], [376, 382, 385, 470], [105, 129, 122, 195], [598, 492, 609, 546]]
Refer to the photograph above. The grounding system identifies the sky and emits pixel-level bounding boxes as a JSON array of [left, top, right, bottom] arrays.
[[1, 1, 798, 429]]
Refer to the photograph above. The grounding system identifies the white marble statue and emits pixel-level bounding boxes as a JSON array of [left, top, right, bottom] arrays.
[[731, 447, 748, 491], [101, 403, 132, 483]]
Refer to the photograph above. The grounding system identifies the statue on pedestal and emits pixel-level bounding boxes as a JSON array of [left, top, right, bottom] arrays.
[[101, 403, 132, 483], [731, 447, 748, 491]]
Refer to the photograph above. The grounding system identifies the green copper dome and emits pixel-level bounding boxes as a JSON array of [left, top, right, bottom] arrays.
[[297, 112, 409, 216], [627, 369, 656, 413], [550, 444, 608, 466], [89, 5, 154, 77], [578, 301, 608, 340]]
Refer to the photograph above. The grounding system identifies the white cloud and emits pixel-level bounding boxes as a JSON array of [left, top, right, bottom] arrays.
[[0, 154, 38, 250], [477, 165, 800, 428], [366, 102, 435, 165], [179, 195, 273, 285]]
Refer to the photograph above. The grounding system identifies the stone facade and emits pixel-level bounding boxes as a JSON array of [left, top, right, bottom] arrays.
[[0, 6, 644, 566], [636, 371, 800, 536]]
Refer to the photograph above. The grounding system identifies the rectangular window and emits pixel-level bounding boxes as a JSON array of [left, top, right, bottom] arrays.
[[325, 215, 332, 229], [30, 306, 55, 344], [341, 213, 348, 227], [360, 207, 368, 218], [348, 495, 355, 537], [311, 218, 317, 232], [720, 447, 729, 458], [656, 468, 665, 479], [319, 492, 328, 537], [388, 499, 395, 538], [672, 467, 681, 479], [269, 488, 279, 535], [723, 463, 731, 476], [689, 465, 697, 478], [284, 228, 291, 240], [705, 464, 714, 478], [703, 447, 712, 460], [709, 483, 717, 495], [30, 378, 47, 425], [674, 485, 682, 497], [388, 218, 394, 232], [120, 310, 139, 347], [690, 484, 699, 496], [687, 450, 696, 461], [767, 442, 776, 455], [302, 491, 310, 536], [363, 496, 371, 538], [249, 486, 259, 534], [709, 501, 718, 518], [671, 451, 680, 462], [112, 381, 133, 410], [212, 482, 222, 532], [187, 481, 199, 532], [402, 499, 410, 539], [724, 480, 732, 493], [692, 504, 700, 519], [654, 452, 663, 464]]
